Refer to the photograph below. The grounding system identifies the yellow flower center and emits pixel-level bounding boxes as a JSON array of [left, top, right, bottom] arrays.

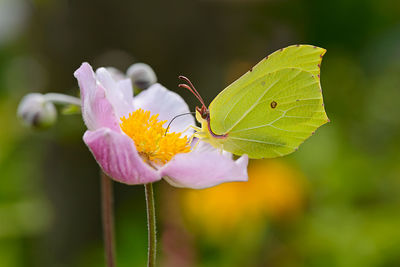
[[120, 109, 191, 164]]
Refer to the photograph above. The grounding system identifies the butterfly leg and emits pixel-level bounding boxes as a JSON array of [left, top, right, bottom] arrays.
[[183, 125, 203, 145], [191, 138, 201, 151], [188, 133, 198, 146], [191, 131, 206, 145], [180, 125, 201, 135]]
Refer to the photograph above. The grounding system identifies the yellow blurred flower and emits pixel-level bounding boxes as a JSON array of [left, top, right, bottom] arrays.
[[180, 159, 307, 239]]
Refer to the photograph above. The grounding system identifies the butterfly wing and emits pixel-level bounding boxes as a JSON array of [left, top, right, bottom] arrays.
[[208, 45, 328, 158]]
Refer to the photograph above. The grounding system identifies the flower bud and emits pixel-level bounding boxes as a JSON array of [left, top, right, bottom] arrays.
[[17, 93, 57, 129], [126, 63, 157, 90]]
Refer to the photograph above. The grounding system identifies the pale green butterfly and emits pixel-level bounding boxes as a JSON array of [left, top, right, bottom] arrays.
[[179, 44, 329, 159]]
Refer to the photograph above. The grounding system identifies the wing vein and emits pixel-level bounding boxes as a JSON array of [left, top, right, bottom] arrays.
[[224, 77, 280, 133], [229, 136, 295, 149], [222, 88, 253, 128], [268, 79, 318, 100], [230, 123, 309, 135]]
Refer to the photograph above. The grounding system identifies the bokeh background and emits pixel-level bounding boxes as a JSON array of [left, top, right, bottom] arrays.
[[1, 0, 400, 266]]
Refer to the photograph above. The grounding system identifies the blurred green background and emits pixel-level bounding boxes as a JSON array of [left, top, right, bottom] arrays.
[[1, 0, 400, 266]]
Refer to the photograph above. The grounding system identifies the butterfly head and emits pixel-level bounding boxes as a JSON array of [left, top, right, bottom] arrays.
[[196, 105, 209, 120]]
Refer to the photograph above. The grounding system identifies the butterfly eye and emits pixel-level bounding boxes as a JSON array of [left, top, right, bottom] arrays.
[[270, 101, 277, 109], [195, 106, 208, 119], [201, 106, 209, 119]]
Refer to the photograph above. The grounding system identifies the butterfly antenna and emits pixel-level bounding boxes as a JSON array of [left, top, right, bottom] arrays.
[[164, 112, 196, 136], [178, 76, 206, 107]]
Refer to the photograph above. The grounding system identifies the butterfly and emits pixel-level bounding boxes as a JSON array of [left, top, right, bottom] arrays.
[[179, 45, 329, 159]]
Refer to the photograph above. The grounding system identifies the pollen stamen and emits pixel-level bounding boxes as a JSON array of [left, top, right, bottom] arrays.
[[120, 109, 191, 164]]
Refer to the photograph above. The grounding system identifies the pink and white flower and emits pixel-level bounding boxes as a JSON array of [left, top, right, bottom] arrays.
[[74, 62, 248, 189]]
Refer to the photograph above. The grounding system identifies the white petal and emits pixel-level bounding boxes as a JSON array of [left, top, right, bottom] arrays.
[[160, 149, 248, 189], [133, 84, 195, 135], [160, 141, 249, 189]]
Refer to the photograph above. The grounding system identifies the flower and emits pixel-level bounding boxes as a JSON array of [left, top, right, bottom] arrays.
[[17, 93, 57, 129], [126, 63, 157, 90], [74, 62, 248, 188], [17, 92, 82, 129]]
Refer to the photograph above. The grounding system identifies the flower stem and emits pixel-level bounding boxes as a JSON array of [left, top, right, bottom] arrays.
[[101, 171, 116, 267], [145, 183, 157, 267], [43, 93, 81, 106]]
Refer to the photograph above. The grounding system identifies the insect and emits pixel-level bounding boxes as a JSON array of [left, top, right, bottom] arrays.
[[179, 45, 329, 159]]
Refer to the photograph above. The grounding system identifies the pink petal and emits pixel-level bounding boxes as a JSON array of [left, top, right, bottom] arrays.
[[160, 144, 249, 189], [133, 84, 195, 135], [83, 128, 161, 185], [74, 63, 120, 131], [95, 68, 134, 118]]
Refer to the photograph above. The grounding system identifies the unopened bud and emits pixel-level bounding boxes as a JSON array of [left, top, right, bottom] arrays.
[[17, 93, 57, 129], [126, 63, 157, 90]]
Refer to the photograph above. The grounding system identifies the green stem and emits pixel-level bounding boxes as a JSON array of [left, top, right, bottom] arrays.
[[144, 183, 157, 267], [43, 93, 81, 106], [101, 171, 116, 267]]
